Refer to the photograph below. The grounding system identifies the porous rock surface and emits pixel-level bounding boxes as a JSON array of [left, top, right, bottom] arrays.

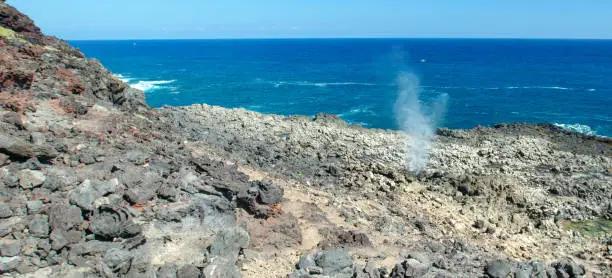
[[1, 2, 611, 277]]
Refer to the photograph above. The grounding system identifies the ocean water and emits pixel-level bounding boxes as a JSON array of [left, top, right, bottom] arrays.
[[70, 39, 612, 136]]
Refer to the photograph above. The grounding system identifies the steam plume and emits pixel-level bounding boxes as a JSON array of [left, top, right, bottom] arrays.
[[394, 72, 448, 173]]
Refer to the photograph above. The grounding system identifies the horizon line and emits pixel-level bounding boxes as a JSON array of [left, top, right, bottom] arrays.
[[66, 37, 612, 42]]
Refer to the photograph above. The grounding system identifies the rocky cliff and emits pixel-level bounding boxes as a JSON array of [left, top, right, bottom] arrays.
[[1, 2, 611, 278], [0, 2, 145, 111]]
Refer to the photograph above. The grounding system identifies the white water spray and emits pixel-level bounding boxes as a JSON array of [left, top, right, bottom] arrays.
[[394, 72, 448, 173]]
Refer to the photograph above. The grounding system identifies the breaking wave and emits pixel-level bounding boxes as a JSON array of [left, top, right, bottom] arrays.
[[113, 73, 176, 92], [113, 73, 133, 83], [130, 80, 176, 92], [553, 123, 597, 136]]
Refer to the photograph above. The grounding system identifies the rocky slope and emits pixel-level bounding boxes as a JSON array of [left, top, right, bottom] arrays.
[[1, 2, 611, 277]]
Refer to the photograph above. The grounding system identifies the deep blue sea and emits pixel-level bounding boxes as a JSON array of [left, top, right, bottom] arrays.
[[70, 39, 612, 136]]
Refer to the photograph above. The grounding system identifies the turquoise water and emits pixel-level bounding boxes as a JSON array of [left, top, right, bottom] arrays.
[[71, 39, 612, 136]]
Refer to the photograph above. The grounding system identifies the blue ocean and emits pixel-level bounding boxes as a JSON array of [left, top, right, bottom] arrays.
[[70, 39, 612, 136]]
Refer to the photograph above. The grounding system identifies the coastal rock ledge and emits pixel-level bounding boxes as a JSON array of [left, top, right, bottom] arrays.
[[1, 2, 611, 277]]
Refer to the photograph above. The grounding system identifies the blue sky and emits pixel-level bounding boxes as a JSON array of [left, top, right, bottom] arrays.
[[8, 0, 612, 40]]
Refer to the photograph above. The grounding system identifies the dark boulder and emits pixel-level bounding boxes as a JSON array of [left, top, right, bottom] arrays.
[[48, 204, 83, 232], [485, 260, 516, 278], [255, 180, 284, 205], [314, 248, 354, 278], [206, 227, 250, 264], [0, 134, 58, 161], [88, 205, 141, 239], [101, 248, 133, 276]]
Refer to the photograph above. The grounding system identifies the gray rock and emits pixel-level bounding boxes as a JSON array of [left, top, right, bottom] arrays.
[[18, 169, 46, 189], [69, 179, 116, 211], [157, 186, 179, 201], [50, 230, 69, 250], [552, 260, 585, 277], [69, 240, 121, 268], [156, 263, 178, 278], [125, 187, 156, 204], [309, 266, 324, 275], [363, 261, 386, 278], [404, 252, 431, 266], [485, 260, 515, 278], [142, 171, 163, 188], [53, 265, 96, 278], [102, 248, 132, 275], [288, 269, 309, 278], [0, 241, 20, 257], [89, 205, 141, 239], [124, 254, 156, 278], [297, 254, 317, 270], [391, 258, 430, 278], [3, 173, 19, 188], [0, 256, 21, 273], [177, 264, 201, 278], [0, 203, 12, 219], [430, 270, 455, 278], [202, 257, 241, 278], [23, 157, 41, 170], [0, 222, 13, 238], [125, 150, 148, 165], [78, 154, 96, 165], [529, 261, 547, 277], [514, 262, 533, 278], [473, 219, 486, 229], [404, 259, 429, 277], [0, 134, 58, 160], [189, 194, 236, 228], [314, 248, 354, 278], [546, 268, 558, 278], [43, 169, 78, 192], [208, 227, 250, 264], [28, 218, 49, 238], [26, 200, 43, 214], [255, 180, 284, 204], [48, 204, 83, 231], [555, 268, 570, 278], [0, 153, 8, 166], [156, 207, 186, 222], [29, 132, 45, 145]]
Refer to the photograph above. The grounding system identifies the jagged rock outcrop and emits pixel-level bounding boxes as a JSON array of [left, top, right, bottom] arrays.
[[0, 1, 145, 110]]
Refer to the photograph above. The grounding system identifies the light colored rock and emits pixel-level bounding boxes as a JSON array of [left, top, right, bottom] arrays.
[[19, 169, 46, 189], [0, 256, 21, 273], [26, 200, 43, 214]]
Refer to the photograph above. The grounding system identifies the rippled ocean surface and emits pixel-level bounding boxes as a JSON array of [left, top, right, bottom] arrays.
[[70, 39, 612, 136]]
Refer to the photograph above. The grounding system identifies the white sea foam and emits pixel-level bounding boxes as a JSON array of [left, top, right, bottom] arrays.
[[503, 86, 570, 90], [346, 121, 370, 127], [432, 86, 571, 91], [130, 80, 176, 92], [339, 106, 377, 117], [113, 74, 133, 83], [270, 81, 377, 88], [553, 123, 597, 136]]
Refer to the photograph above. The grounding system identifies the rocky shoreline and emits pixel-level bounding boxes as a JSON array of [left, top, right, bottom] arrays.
[[1, 2, 611, 277]]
